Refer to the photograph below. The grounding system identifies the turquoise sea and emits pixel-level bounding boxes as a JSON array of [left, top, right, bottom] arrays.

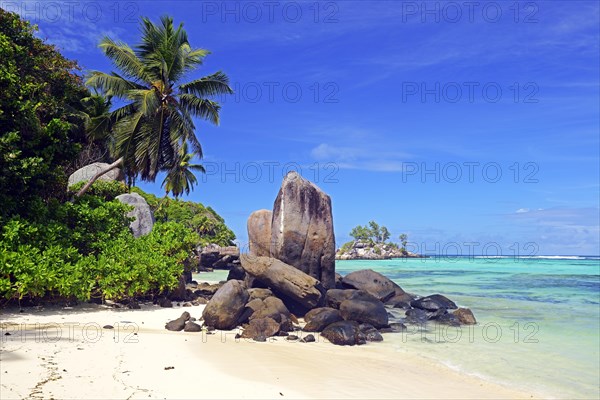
[[197, 256, 600, 398], [337, 256, 600, 399]]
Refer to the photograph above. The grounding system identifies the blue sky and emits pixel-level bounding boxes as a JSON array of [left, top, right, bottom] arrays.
[[7, 0, 599, 255]]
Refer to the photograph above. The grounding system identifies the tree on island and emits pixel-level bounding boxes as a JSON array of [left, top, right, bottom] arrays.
[[349, 220, 391, 244], [399, 233, 408, 252], [76, 15, 233, 197]]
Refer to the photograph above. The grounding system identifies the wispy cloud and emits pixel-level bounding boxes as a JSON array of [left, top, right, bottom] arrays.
[[508, 207, 600, 254]]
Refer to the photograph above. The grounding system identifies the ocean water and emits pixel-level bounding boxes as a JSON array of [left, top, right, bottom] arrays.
[[337, 256, 600, 399]]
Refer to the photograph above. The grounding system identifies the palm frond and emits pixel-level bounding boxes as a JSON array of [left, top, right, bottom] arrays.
[[86, 71, 144, 98], [98, 37, 148, 82], [178, 71, 233, 98]]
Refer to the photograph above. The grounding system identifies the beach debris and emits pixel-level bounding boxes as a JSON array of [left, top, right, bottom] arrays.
[[269, 171, 336, 289], [201, 280, 249, 330], [102, 325, 114, 330], [164, 366, 174, 370]]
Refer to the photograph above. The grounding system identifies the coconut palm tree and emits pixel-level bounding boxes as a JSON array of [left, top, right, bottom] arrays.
[[76, 15, 232, 197], [162, 142, 205, 199], [76, 93, 114, 167]]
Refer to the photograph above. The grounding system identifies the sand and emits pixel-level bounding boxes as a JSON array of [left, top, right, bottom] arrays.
[[0, 303, 539, 399]]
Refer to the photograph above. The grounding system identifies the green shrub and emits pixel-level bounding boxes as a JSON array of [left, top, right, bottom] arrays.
[[0, 193, 198, 302], [68, 180, 128, 200], [132, 187, 235, 246]]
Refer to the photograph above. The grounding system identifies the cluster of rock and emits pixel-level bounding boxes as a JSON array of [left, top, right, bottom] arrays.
[[165, 172, 476, 346], [336, 241, 425, 260], [196, 244, 240, 272]]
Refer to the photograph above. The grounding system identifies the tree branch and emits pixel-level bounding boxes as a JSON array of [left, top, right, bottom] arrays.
[[75, 157, 124, 197]]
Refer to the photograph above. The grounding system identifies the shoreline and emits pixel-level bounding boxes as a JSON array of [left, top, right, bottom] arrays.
[[1, 303, 540, 399]]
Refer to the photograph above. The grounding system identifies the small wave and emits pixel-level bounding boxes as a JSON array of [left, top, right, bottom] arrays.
[[522, 255, 586, 260]]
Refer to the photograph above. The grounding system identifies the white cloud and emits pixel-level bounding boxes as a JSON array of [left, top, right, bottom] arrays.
[[516, 208, 530, 213], [310, 143, 411, 172]]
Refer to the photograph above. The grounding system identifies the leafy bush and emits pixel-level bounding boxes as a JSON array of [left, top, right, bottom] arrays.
[[68, 180, 128, 200], [0, 193, 198, 302], [132, 188, 235, 246]]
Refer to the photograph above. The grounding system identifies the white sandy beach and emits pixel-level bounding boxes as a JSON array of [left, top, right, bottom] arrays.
[[0, 303, 540, 400]]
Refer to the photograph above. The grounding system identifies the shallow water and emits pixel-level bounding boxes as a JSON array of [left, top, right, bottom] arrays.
[[337, 257, 600, 399]]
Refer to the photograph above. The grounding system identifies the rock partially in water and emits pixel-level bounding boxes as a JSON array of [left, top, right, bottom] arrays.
[[341, 269, 406, 302], [404, 308, 429, 324], [411, 294, 457, 311], [339, 298, 388, 329], [453, 308, 477, 325]]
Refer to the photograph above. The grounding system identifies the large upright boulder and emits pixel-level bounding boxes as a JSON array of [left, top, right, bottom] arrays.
[[67, 162, 121, 188], [342, 269, 405, 302], [116, 192, 154, 238], [240, 255, 322, 309], [247, 209, 272, 257], [270, 172, 336, 289], [202, 280, 249, 330]]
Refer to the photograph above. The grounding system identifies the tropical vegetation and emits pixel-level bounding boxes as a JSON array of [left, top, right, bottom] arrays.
[[0, 10, 234, 304], [77, 15, 232, 197], [341, 221, 409, 253]]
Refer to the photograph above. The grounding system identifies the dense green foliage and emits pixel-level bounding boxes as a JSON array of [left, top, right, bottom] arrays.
[[342, 221, 405, 252], [0, 11, 235, 305], [349, 220, 391, 244], [68, 180, 128, 200], [0, 189, 198, 302], [132, 188, 235, 247], [0, 9, 89, 217]]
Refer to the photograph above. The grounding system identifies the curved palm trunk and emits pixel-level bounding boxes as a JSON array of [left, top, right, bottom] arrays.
[[75, 157, 124, 197]]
